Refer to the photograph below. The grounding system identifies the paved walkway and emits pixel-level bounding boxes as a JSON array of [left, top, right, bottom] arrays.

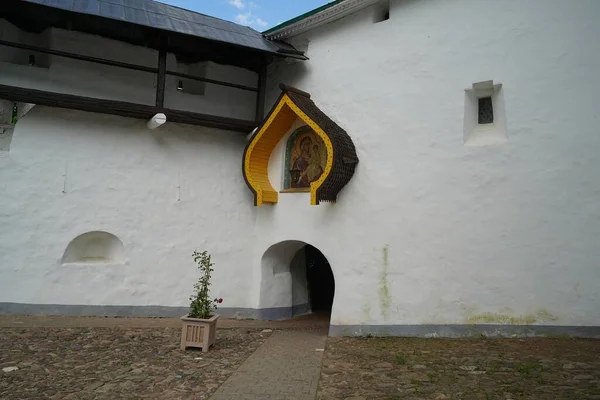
[[210, 329, 328, 400], [1, 314, 330, 399]]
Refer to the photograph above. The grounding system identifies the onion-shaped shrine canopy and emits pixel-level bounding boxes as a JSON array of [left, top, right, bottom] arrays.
[[243, 84, 358, 206]]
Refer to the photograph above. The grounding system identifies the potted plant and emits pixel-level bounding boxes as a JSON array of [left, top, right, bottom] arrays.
[[180, 250, 223, 351]]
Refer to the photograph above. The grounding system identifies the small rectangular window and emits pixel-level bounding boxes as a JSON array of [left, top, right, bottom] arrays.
[[478, 97, 494, 124]]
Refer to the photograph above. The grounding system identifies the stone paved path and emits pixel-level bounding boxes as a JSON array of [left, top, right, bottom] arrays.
[[318, 337, 600, 399], [210, 329, 328, 400], [0, 326, 271, 399]]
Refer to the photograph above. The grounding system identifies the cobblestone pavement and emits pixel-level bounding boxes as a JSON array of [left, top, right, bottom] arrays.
[[318, 337, 600, 399], [5, 315, 599, 400], [0, 326, 271, 399], [210, 329, 328, 400]]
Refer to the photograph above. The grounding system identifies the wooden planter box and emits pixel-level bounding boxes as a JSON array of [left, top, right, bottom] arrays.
[[180, 314, 219, 351]]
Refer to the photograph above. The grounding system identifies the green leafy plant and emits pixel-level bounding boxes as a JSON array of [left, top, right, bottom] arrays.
[[516, 361, 542, 377], [189, 250, 222, 319], [395, 352, 407, 365]]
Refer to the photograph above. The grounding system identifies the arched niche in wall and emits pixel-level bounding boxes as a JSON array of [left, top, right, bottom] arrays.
[[61, 231, 125, 264], [243, 84, 359, 206]]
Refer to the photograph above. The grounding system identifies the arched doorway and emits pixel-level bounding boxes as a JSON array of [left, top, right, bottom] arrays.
[[259, 241, 335, 321], [305, 245, 335, 315]]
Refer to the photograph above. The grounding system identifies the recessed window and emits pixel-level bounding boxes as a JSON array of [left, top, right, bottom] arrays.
[[463, 80, 507, 147], [478, 97, 494, 124], [374, 0, 390, 23]]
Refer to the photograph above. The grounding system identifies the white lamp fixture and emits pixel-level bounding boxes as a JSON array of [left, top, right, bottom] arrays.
[[147, 113, 167, 130]]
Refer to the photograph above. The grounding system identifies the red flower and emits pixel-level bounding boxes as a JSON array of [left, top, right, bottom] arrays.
[[218, 298, 223, 304]]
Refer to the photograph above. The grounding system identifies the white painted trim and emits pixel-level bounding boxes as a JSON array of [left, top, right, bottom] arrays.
[[265, 0, 379, 40]]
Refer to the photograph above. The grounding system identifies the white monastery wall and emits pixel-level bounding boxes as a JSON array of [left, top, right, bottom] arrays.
[[1, 0, 600, 336], [261, 0, 600, 332], [0, 20, 257, 120], [0, 106, 257, 314]]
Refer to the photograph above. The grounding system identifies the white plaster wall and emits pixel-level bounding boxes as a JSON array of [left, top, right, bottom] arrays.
[[0, 20, 257, 120], [0, 106, 257, 309], [2, 0, 600, 330], [259, 240, 306, 310], [259, 0, 600, 327], [290, 247, 309, 307]]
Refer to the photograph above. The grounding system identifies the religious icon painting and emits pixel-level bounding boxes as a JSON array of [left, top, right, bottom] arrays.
[[284, 126, 328, 190]]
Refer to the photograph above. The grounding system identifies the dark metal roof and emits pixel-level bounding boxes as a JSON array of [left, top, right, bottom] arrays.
[[23, 0, 300, 56]]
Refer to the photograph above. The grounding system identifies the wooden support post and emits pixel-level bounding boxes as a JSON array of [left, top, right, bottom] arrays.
[[255, 56, 267, 124], [156, 47, 167, 108]]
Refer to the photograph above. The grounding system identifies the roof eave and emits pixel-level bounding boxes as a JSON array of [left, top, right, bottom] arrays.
[[17, 0, 303, 58], [264, 0, 379, 40]]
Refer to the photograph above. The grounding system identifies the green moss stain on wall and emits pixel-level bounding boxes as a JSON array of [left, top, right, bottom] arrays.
[[464, 308, 558, 325], [535, 309, 559, 322], [379, 245, 392, 320], [362, 301, 372, 320]]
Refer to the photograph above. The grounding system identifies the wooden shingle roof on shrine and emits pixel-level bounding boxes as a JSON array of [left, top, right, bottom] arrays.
[[243, 84, 358, 206]]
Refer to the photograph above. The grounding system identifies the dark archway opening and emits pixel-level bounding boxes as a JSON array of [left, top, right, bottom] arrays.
[[261, 240, 334, 324], [305, 244, 335, 316]]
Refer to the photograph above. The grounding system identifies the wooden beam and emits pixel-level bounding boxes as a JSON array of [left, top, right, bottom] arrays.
[[0, 39, 259, 92], [255, 56, 267, 124], [166, 70, 258, 92], [155, 48, 167, 108], [0, 84, 256, 133], [0, 39, 157, 73]]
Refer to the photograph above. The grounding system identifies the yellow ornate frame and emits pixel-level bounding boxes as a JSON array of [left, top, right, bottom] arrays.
[[243, 94, 334, 206]]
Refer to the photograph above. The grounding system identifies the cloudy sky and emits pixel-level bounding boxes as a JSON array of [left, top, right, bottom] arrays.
[[160, 0, 332, 31]]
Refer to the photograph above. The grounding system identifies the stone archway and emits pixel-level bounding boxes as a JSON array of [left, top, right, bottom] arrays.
[[259, 240, 335, 321]]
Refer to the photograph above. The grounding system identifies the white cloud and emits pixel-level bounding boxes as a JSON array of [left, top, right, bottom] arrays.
[[255, 18, 268, 27], [235, 12, 268, 28], [235, 12, 251, 24], [228, 0, 245, 10]]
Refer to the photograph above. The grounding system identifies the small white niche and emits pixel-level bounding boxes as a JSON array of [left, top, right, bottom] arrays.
[[374, 0, 390, 23], [61, 231, 125, 265], [464, 80, 507, 147]]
